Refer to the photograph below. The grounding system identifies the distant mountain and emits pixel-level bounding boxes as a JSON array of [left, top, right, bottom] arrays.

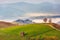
[[14, 19, 33, 24], [0, 2, 60, 19]]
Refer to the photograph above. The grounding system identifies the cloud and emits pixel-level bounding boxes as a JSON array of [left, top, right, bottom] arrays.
[[0, 0, 59, 4], [23, 0, 54, 3], [0, 0, 22, 4], [23, 13, 60, 17], [32, 18, 60, 23], [23, 0, 60, 4]]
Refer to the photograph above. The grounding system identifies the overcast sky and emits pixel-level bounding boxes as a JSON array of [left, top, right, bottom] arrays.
[[0, 0, 60, 4], [0, 0, 60, 22]]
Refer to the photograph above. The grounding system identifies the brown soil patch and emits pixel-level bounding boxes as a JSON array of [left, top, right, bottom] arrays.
[[0, 21, 16, 28]]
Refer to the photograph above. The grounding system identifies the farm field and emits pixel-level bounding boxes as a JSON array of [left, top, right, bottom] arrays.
[[0, 23, 60, 40]]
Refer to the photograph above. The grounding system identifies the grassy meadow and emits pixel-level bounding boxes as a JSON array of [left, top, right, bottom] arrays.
[[0, 23, 60, 40]]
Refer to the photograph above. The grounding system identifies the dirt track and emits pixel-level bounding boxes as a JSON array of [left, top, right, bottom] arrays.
[[51, 23, 60, 30]]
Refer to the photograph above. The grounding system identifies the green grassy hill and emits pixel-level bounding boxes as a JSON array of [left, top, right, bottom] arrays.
[[0, 23, 60, 40]]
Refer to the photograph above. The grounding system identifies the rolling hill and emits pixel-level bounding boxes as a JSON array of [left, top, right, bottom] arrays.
[[0, 21, 16, 28], [0, 23, 60, 40]]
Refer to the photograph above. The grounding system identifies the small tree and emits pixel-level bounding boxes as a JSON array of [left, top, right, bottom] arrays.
[[43, 18, 47, 23], [49, 18, 52, 24]]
